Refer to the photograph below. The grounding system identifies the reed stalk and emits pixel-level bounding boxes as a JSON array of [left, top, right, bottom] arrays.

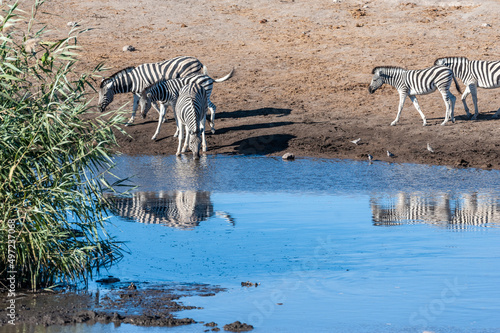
[[0, 0, 128, 290]]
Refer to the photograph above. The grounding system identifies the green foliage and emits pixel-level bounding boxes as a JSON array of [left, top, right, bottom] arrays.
[[0, 0, 128, 290]]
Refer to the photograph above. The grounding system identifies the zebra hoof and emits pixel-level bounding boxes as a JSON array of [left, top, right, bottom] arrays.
[[210, 129, 215, 134], [390, 121, 397, 126]]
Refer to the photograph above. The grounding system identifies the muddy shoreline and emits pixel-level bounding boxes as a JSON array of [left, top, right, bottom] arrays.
[[0, 282, 251, 331]]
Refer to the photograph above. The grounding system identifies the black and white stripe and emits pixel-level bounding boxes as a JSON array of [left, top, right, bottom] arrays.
[[435, 56, 500, 119], [98, 56, 203, 125], [371, 192, 500, 229], [139, 69, 232, 141], [107, 191, 214, 229], [175, 82, 208, 159], [368, 65, 461, 126]]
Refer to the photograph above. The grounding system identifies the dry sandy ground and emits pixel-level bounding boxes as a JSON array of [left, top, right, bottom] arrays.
[[35, 0, 500, 169]]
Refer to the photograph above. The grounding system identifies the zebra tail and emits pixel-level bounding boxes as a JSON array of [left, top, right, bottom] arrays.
[[202, 65, 208, 75], [453, 75, 462, 95], [214, 68, 234, 83]]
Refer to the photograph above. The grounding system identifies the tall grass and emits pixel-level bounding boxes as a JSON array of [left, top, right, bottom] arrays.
[[0, 0, 127, 290]]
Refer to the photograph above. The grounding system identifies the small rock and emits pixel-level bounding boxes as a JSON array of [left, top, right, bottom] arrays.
[[128, 282, 137, 290], [241, 281, 260, 287], [96, 276, 120, 283], [482, 23, 492, 28], [122, 45, 135, 52], [223, 321, 254, 332], [67, 21, 79, 27], [260, 19, 268, 24], [181, 23, 188, 28], [282, 153, 295, 160]]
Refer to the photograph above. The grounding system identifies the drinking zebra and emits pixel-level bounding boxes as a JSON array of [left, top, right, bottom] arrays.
[[98, 56, 203, 125], [368, 65, 461, 126], [139, 69, 233, 141], [434, 56, 500, 120], [173, 82, 208, 159]]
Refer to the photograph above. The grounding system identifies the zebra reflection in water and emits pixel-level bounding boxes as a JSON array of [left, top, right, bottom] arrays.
[[108, 191, 234, 229], [371, 192, 500, 229]]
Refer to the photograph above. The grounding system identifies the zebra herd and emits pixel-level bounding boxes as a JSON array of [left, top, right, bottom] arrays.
[[98, 56, 233, 159], [98, 55, 500, 159], [369, 56, 500, 126]]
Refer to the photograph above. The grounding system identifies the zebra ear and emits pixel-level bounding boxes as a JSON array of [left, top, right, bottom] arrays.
[[146, 92, 152, 99]]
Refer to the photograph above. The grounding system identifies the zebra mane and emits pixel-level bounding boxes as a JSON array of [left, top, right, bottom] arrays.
[[100, 66, 135, 88], [434, 56, 469, 65], [372, 66, 404, 74]]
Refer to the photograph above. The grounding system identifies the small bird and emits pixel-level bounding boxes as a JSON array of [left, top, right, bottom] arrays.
[[427, 143, 434, 153], [367, 154, 373, 161], [350, 138, 361, 145], [387, 150, 395, 158]]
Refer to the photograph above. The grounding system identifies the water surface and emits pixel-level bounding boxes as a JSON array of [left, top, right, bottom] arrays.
[[95, 155, 500, 332]]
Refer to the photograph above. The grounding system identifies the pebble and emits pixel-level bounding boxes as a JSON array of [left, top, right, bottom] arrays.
[[282, 153, 295, 160]]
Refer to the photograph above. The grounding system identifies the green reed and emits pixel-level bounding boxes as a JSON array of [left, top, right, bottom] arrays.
[[0, 0, 128, 290]]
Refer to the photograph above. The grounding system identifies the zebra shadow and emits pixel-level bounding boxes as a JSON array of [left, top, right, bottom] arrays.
[[215, 121, 294, 135], [428, 110, 500, 122], [230, 134, 296, 155], [106, 191, 235, 229], [216, 107, 291, 119]]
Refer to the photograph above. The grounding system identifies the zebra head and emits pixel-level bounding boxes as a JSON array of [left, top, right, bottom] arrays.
[[98, 78, 114, 112], [139, 89, 153, 119], [434, 58, 447, 67], [189, 131, 202, 160], [368, 67, 386, 94]]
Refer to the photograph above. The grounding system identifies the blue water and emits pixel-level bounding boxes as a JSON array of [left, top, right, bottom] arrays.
[[91, 155, 500, 332], [8, 155, 500, 333]]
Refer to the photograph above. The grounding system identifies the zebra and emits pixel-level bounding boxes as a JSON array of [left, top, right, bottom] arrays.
[[105, 191, 234, 229], [174, 82, 208, 159], [98, 56, 203, 125], [368, 65, 461, 126], [434, 56, 500, 120], [139, 68, 233, 141]]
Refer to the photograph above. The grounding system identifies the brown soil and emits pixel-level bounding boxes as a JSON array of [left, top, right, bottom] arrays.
[[33, 0, 500, 170]]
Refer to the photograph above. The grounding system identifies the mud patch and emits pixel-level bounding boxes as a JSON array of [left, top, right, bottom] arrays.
[[0, 282, 225, 328]]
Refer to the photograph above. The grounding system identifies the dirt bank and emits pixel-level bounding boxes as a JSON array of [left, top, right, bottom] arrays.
[[33, 0, 500, 169]]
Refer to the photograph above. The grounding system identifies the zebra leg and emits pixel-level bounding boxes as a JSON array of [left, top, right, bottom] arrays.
[[200, 116, 207, 152], [151, 104, 166, 141], [176, 123, 184, 156], [173, 106, 180, 138], [408, 95, 427, 126], [440, 91, 456, 126], [391, 92, 407, 126], [469, 84, 479, 120], [208, 100, 216, 134], [126, 94, 140, 126], [461, 85, 472, 119], [151, 101, 168, 123], [181, 128, 190, 153]]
